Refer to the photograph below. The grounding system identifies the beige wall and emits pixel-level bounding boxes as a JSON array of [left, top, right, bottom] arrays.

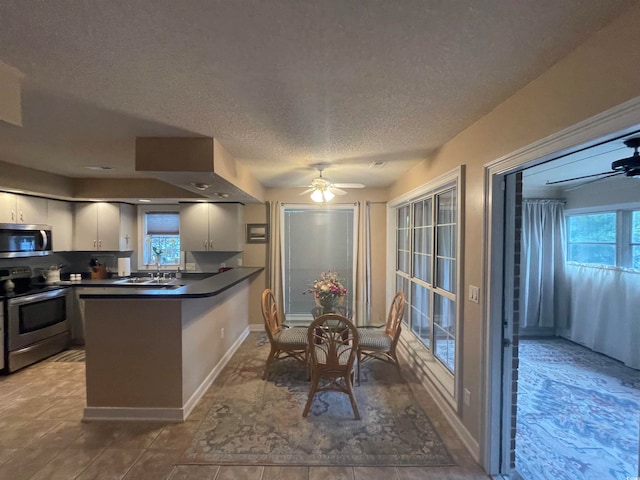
[[181, 281, 250, 403], [242, 203, 268, 326], [390, 3, 640, 442]]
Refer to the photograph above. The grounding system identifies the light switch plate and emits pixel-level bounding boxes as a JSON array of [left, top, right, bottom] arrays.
[[469, 285, 480, 303], [185, 263, 196, 271]]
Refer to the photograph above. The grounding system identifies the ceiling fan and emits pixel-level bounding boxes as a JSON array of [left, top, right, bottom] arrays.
[[299, 163, 365, 202], [545, 137, 640, 186]]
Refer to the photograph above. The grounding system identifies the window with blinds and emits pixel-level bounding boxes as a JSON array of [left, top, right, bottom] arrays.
[[283, 206, 355, 319], [143, 212, 180, 266]]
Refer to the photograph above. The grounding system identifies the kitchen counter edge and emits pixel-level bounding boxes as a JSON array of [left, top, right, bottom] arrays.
[[77, 267, 263, 299]]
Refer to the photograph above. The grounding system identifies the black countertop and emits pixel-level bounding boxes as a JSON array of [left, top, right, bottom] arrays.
[[76, 267, 263, 299]]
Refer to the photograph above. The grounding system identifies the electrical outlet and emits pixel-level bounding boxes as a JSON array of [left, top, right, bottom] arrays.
[[220, 328, 225, 339], [237, 258, 243, 266], [464, 388, 471, 406], [469, 285, 480, 304], [186, 263, 196, 271], [220, 263, 226, 268]]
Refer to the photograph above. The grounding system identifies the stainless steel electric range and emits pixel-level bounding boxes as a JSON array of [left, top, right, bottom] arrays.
[[0, 266, 71, 373]]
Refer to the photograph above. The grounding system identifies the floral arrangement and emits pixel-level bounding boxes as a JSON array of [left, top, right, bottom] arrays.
[[305, 270, 348, 300]]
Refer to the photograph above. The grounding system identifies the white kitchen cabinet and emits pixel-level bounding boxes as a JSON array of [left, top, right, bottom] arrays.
[[74, 202, 135, 251], [0, 192, 48, 224], [46, 199, 73, 251], [180, 203, 243, 252]]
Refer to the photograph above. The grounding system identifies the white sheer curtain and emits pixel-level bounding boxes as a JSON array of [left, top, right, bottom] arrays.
[[562, 263, 640, 369], [354, 201, 371, 326], [266, 201, 285, 318], [520, 199, 569, 329]]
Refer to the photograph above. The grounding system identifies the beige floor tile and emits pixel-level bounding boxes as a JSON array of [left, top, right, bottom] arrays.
[[0, 448, 61, 480], [30, 420, 86, 449], [0, 448, 17, 466], [75, 447, 144, 480], [0, 417, 59, 448], [107, 422, 166, 449], [353, 466, 399, 480], [167, 464, 219, 479], [263, 465, 309, 480], [122, 449, 182, 479], [309, 466, 354, 480], [30, 447, 103, 480], [37, 396, 86, 419], [215, 465, 265, 480], [1, 395, 63, 418], [397, 466, 490, 480], [0, 340, 489, 480], [149, 421, 201, 450]]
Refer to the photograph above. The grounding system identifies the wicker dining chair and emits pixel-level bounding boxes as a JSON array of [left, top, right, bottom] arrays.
[[357, 291, 406, 384], [303, 314, 360, 420], [261, 289, 308, 380]]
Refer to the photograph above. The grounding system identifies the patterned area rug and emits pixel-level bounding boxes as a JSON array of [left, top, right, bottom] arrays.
[[516, 338, 640, 480], [180, 333, 455, 467]]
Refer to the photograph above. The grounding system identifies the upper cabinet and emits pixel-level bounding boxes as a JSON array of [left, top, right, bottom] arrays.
[[47, 199, 73, 251], [74, 202, 135, 251], [180, 203, 243, 252], [0, 193, 48, 225]]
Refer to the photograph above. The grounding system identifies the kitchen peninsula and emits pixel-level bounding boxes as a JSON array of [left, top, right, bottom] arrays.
[[79, 267, 262, 423]]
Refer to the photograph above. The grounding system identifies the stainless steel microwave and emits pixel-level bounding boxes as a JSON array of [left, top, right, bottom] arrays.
[[0, 223, 53, 258]]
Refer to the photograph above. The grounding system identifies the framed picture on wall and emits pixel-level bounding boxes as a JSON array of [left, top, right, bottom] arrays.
[[246, 223, 268, 243]]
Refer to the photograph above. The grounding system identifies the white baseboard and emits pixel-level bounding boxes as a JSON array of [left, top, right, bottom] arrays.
[[182, 326, 250, 419], [83, 406, 185, 423], [83, 326, 251, 423]]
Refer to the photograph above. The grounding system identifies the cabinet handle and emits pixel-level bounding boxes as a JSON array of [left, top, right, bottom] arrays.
[[98, 240, 102, 249], [11, 210, 15, 222], [19, 210, 23, 222], [209, 240, 213, 249], [93, 240, 97, 249], [204, 239, 208, 250]]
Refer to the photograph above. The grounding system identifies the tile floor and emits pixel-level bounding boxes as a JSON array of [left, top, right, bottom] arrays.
[[0, 352, 488, 479]]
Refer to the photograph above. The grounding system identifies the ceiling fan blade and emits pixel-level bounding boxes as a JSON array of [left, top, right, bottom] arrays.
[[298, 187, 315, 195], [329, 187, 348, 195], [333, 183, 365, 188], [563, 172, 625, 192], [545, 170, 616, 185]]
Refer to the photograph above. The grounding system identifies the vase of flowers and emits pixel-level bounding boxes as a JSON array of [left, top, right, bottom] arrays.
[[305, 271, 348, 313]]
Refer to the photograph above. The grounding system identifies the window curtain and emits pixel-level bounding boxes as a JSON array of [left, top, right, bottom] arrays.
[[562, 263, 640, 369], [266, 201, 285, 319], [354, 201, 371, 326], [520, 199, 569, 329]]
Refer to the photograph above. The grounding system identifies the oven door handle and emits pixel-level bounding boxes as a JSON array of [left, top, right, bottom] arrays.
[[8, 288, 69, 307]]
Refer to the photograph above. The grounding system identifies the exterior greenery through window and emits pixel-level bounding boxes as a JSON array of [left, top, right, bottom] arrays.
[[396, 184, 458, 373], [567, 210, 640, 269], [144, 212, 180, 266]]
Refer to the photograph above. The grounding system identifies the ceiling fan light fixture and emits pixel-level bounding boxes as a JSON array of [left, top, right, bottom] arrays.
[[311, 189, 324, 203], [322, 189, 335, 201]]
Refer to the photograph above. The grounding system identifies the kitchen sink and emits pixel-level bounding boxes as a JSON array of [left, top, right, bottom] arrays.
[[113, 277, 180, 287]]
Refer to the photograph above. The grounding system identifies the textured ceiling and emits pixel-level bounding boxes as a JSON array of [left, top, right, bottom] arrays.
[[0, 0, 636, 197]]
